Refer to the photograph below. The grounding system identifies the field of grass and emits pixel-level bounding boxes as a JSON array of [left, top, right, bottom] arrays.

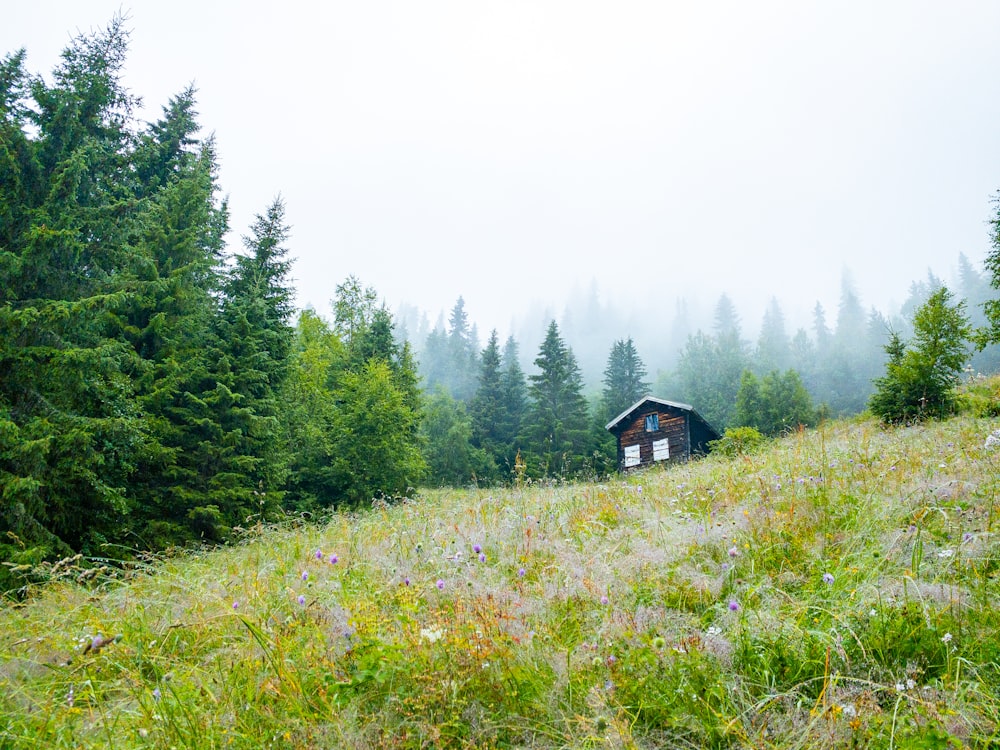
[[3, 400, 1000, 747]]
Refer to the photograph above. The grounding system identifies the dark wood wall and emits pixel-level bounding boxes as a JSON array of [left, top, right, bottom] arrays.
[[613, 403, 690, 469]]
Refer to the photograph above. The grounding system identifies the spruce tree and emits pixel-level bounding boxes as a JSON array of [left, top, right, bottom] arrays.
[[869, 287, 971, 423], [0, 22, 145, 564], [521, 321, 590, 477], [601, 337, 649, 422]]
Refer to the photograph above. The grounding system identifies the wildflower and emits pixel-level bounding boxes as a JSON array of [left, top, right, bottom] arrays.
[[728, 546, 738, 558], [232, 601, 239, 610], [473, 544, 482, 554], [479, 553, 486, 563], [962, 532, 973, 544], [297, 594, 306, 606], [518, 568, 526, 577], [822, 572, 835, 585], [706, 626, 722, 637], [315, 549, 323, 560], [403, 577, 410, 586], [152, 687, 161, 701], [600, 595, 609, 606], [329, 554, 338, 564], [67, 685, 74, 707], [436, 579, 445, 590], [420, 627, 445, 643], [301, 571, 309, 581], [942, 632, 953, 643], [728, 600, 739, 612], [938, 549, 954, 559]]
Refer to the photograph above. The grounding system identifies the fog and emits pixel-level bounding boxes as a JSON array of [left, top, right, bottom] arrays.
[[5, 1, 1000, 345]]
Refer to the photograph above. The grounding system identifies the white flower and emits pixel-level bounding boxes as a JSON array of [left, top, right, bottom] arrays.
[[840, 703, 857, 718], [706, 626, 722, 637], [937, 548, 954, 559], [941, 632, 953, 643], [906, 679, 916, 690], [420, 627, 445, 643]]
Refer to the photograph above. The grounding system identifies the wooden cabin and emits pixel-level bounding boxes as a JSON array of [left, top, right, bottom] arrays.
[[605, 396, 721, 471]]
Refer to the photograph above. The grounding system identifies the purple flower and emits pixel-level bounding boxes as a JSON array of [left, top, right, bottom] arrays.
[[297, 594, 306, 606], [822, 572, 835, 585], [232, 601, 239, 610], [436, 579, 445, 590], [479, 553, 487, 563], [473, 544, 482, 554], [518, 568, 526, 577], [600, 595, 609, 606], [301, 571, 308, 581], [728, 600, 739, 612], [728, 546, 738, 558], [403, 577, 410, 586], [152, 687, 161, 701], [315, 549, 323, 560], [329, 554, 338, 564], [962, 532, 974, 543]]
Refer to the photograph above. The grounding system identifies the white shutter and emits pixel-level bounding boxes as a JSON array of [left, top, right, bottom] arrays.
[[653, 439, 670, 461], [624, 444, 640, 467]]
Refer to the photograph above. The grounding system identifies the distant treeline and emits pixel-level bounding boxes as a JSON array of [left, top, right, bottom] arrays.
[[3, 21, 1000, 586]]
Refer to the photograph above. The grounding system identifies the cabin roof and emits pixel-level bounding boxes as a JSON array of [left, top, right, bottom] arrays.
[[604, 396, 720, 439]]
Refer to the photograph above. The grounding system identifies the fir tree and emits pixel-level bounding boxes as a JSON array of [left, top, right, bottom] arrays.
[[869, 287, 971, 423], [600, 337, 649, 422], [521, 321, 590, 477]]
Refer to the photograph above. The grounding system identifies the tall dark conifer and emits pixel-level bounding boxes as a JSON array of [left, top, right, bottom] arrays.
[[601, 337, 649, 422], [0, 22, 144, 563], [521, 321, 590, 477]]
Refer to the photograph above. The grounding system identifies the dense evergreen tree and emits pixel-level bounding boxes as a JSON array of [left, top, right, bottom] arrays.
[[521, 321, 591, 477], [869, 287, 971, 423], [600, 337, 649, 422], [496, 335, 528, 474], [0, 22, 146, 563], [205, 197, 296, 521]]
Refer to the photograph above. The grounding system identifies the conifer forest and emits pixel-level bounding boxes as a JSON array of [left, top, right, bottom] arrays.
[[3, 20, 1000, 586]]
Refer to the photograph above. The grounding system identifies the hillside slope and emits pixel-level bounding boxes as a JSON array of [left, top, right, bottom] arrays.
[[3, 412, 1000, 748]]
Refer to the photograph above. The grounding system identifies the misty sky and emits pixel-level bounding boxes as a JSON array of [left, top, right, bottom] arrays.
[[5, 1, 1000, 338]]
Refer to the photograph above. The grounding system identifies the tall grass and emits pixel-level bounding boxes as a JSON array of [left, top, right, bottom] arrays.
[[3, 405, 1000, 747]]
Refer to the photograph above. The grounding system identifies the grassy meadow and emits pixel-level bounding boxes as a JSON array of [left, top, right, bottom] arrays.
[[4, 388, 1000, 748]]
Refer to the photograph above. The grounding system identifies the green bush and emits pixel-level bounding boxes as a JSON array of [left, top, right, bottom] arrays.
[[709, 426, 766, 457]]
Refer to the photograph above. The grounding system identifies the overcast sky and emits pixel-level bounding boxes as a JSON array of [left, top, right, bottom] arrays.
[[5, 1, 1000, 338]]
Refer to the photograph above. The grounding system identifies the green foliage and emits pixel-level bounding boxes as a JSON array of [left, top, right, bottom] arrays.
[[600, 336, 649, 422], [521, 321, 592, 477], [869, 287, 972, 423], [735, 369, 817, 435], [980, 191, 1000, 348], [672, 298, 751, 430], [708, 426, 766, 457], [421, 388, 494, 486]]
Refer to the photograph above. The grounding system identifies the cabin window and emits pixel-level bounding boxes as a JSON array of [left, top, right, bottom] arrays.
[[653, 438, 670, 461], [644, 414, 659, 432], [624, 444, 640, 467]]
